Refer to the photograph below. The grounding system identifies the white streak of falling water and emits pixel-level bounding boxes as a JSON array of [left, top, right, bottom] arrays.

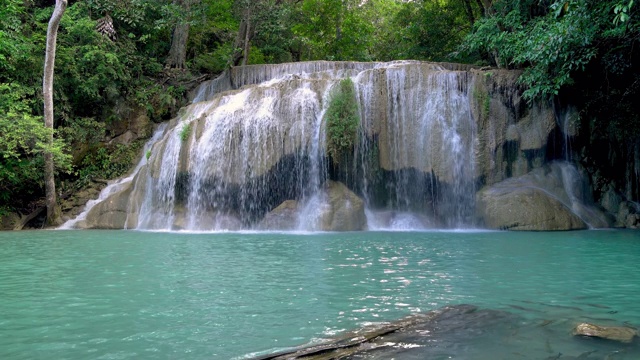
[[135, 122, 185, 230], [559, 162, 610, 228], [434, 72, 476, 227], [58, 123, 167, 230], [185, 89, 252, 230], [355, 64, 476, 229], [184, 77, 327, 231], [190, 61, 422, 104], [294, 82, 334, 231]]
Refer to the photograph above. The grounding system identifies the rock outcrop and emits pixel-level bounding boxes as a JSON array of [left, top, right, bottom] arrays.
[[476, 162, 610, 230], [74, 182, 134, 229], [317, 181, 366, 231], [573, 323, 638, 343], [259, 181, 366, 231], [477, 185, 587, 231], [257, 200, 300, 230]]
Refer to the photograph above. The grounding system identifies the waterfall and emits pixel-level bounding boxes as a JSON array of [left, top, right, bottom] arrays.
[[66, 61, 481, 231], [355, 64, 476, 229]]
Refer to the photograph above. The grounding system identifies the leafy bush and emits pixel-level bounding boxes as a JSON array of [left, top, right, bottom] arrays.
[[461, 0, 636, 101], [179, 123, 192, 142], [325, 78, 360, 163], [77, 142, 143, 182]]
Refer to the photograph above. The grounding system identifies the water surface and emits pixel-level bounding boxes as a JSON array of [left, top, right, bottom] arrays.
[[1, 230, 639, 359]]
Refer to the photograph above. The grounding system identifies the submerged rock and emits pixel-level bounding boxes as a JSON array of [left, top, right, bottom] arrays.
[[573, 323, 637, 343]]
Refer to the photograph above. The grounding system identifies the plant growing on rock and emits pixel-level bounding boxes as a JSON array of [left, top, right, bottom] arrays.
[[325, 78, 360, 163], [180, 123, 192, 142]]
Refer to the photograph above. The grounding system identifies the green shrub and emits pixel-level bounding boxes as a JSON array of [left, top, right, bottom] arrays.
[[325, 78, 360, 163], [78, 142, 143, 181], [179, 123, 192, 142]]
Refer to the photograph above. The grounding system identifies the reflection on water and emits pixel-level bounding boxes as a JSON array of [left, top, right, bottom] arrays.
[[0, 230, 639, 359]]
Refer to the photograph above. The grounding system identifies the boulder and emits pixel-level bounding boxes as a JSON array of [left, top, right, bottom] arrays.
[[477, 185, 586, 231], [76, 182, 134, 229], [260, 181, 366, 231], [625, 213, 640, 229], [257, 200, 299, 230], [317, 181, 366, 231], [573, 323, 637, 343], [476, 162, 611, 231], [0, 212, 20, 231]]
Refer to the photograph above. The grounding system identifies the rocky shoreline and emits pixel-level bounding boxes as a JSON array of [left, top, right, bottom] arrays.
[[251, 304, 638, 360]]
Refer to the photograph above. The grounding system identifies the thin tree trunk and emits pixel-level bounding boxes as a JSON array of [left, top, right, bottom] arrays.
[[480, 0, 493, 15], [461, 0, 475, 27], [475, 0, 486, 17], [230, 18, 245, 66], [230, 5, 253, 67], [166, 22, 190, 69], [241, 9, 251, 66], [43, 0, 67, 227], [166, 0, 193, 69]]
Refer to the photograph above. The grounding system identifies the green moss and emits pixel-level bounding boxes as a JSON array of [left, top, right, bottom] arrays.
[[325, 78, 360, 163], [473, 86, 490, 121], [180, 123, 192, 142]]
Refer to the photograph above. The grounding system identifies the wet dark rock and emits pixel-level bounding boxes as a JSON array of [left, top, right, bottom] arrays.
[[250, 305, 522, 360]]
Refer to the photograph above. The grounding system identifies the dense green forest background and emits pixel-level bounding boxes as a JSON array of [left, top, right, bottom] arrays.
[[0, 0, 638, 223]]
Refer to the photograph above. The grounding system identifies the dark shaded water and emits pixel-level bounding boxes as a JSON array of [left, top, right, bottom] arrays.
[[0, 230, 639, 359]]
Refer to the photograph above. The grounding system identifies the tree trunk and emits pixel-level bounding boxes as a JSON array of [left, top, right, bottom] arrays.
[[475, 0, 486, 17], [43, 0, 67, 227], [461, 0, 475, 27], [165, 0, 193, 69], [480, 0, 493, 15], [230, 5, 253, 67], [241, 12, 251, 66]]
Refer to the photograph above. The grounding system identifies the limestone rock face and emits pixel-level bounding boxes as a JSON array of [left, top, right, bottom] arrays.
[[68, 61, 617, 231], [471, 70, 557, 187], [76, 183, 134, 229], [477, 185, 586, 231], [573, 323, 637, 343], [476, 162, 610, 231]]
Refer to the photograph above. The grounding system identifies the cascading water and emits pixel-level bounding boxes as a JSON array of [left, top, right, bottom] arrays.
[[65, 61, 482, 231], [355, 64, 476, 229]]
